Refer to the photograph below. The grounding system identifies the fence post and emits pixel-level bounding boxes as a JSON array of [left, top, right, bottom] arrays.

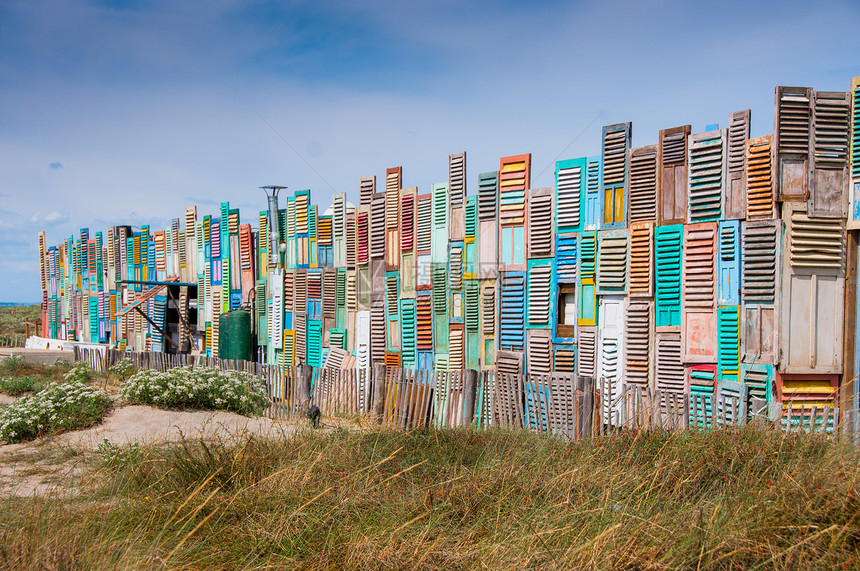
[[372, 363, 386, 424], [463, 369, 478, 428], [299, 364, 313, 413]]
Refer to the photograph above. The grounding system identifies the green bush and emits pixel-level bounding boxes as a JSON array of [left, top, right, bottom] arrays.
[[119, 366, 268, 416], [96, 438, 142, 469], [0, 380, 112, 444], [109, 359, 135, 383], [0, 375, 48, 396], [0, 354, 25, 373], [63, 361, 93, 384]]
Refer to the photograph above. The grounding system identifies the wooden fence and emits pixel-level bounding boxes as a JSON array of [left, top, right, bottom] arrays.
[[72, 347, 852, 440], [0, 334, 26, 348]]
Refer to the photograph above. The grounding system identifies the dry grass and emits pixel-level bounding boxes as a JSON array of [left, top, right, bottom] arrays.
[[0, 424, 859, 569]]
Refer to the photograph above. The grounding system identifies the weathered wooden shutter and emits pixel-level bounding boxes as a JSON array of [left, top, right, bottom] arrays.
[[688, 129, 726, 223], [555, 157, 585, 234], [624, 300, 651, 387], [400, 189, 415, 252], [578, 230, 597, 326], [658, 125, 690, 225], [726, 110, 750, 220], [553, 349, 576, 373], [478, 171, 499, 279], [628, 144, 658, 223], [307, 319, 322, 367], [775, 373, 838, 432], [746, 135, 776, 220], [496, 350, 524, 376], [555, 234, 577, 284], [740, 363, 772, 417], [371, 295, 386, 362], [578, 326, 597, 379], [527, 262, 552, 328], [527, 187, 554, 258], [370, 193, 385, 259], [601, 123, 631, 229], [628, 222, 653, 297], [717, 220, 741, 306], [808, 90, 850, 217], [596, 229, 628, 295], [584, 156, 601, 229], [655, 225, 683, 327], [400, 298, 416, 368], [499, 154, 530, 226], [448, 152, 466, 208], [847, 77, 860, 229], [449, 324, 465, 371], [294, 268, 307, 316], [359, 176, 375, 206], [527, 330, 552, 375], [416, 294, 433, 352], [432, 265, 447, 316], [500, 271, 525, 352], [597, 296, 625, 408], [717, 305, 740, 382], [655, 332, 684, 397], [478, 171, 498, 222], [356, 207, 369, 265], [682, 222, 717, 363], [780, 204, 845, 374], [774, 86, 812, 201]]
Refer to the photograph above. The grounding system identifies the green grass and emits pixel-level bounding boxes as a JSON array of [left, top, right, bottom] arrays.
[[0, 304, 41, 337], [0, 425, 858, 569], [0, 375, 49, 396]]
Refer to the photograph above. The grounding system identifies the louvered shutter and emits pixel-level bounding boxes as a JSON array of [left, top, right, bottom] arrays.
[[624, 300, 652, 387], [294, 313, 306, 365], [496, 350, 524, 376], [478, 171, 498, 222], [746, 136, 776, 219], [849, 77, 860, 229], [741, 220, 779, 306], [658, 125, 690, 225], [597, 297, 624, 410], [357, 207, 369, 265], [682, 222, 717, 363], [432, 182, 448, 261], [717, 220, 741, 306], [295, 268, 308, 316], [688, 129, 726, 223], [628, 145, 658, 223], [726, 110, 750, 220], [628, 222, 653, 297], [578, 231, 597, 326], [584, 156, 601, 229], [717, 305, 740, 382], [774, 86, 812, 201], [500, 272, 525, 352], [370, 295, 386, 362], [555, 158, 585, 233], [322, 268, 336, 320], [359, 175, 375, 206], [370, 194, 385, 258], [307, 319, 322, 367], [432, 265, 447, 316], [553, 349, 576, 373], [601, 123, 631, 229], [385, 273, 399, 318], [481, 284, 496, 336], [740, 364, 772, 416], [400, 298, 416, 368], [527, 187, 553, 258], [655, 332, 684, 397], [416, 294, 433, 351], [527, 262, 552, 328], [655, 225, 683, 327], [596, 229, 628, 295], [578, 326, 597, 379], [416, 194, 432, 253], [448, 152, 466, 208], [808, 90, 850, 217], [527, 330, 552, 375], [465, 280, 479, 332], [400, 188, 415, 253], [780, 203, 845, 374], [499, 154, 530, 226], [555, 234, 577, 283], [448, 324, 465, 371], [775, 373, 838, 432], [345, 213, 356, 269], [448, 244, 463, 291]]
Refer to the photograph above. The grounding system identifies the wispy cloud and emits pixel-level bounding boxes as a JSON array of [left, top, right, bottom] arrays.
[[49, 161, 63, 169], [29, 211, 70, 225]]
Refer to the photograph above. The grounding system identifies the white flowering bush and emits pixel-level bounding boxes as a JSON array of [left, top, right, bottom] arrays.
[[0, 380, 112, 444], [64, 361, 94, 384], [110, 358, 135, 383], [120, 367, 268, 416]]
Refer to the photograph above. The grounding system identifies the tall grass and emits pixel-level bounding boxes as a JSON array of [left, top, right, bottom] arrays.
[[1, 425, 859, 569]]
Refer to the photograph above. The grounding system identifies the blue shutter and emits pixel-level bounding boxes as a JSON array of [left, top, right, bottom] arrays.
[[717, 220, 741, 305], [555, 234, 577, 283], [655, 225, 683, 327]]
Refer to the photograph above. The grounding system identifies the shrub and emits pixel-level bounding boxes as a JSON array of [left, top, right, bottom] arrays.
[[0, 375, 48, 396], [120, 366, 268, 416], [63, 361, 93, 384], [0, 354, 25, 373], [109, 359, 135, 384], [0, 380, 112, 444], [96, 438, 142, 469]]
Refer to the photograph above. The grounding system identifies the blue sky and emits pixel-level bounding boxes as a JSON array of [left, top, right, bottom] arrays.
[[1, 0, 859, 302]]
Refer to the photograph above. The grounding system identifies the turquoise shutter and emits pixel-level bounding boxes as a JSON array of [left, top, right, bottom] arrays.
[[584, 156, 601, 228], [655, 225, 683, 327], [555, 234, 577, 283], [400, 298, 416, 368], [717, 305, 740, 382]]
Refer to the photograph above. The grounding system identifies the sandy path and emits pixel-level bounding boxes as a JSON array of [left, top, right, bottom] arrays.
[[0, 404, 303, 497]]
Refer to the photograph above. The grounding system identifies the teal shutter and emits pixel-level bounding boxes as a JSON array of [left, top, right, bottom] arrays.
[[655, 225, 683, 327]]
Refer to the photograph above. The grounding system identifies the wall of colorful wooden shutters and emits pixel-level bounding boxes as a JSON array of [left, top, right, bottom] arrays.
[[658, 125, 690, 225], [688, 129, 726, 223], [601, 123, 630, 229], [628, 145, 658, 223], [775, 86, 812, 201], [682, 222, 717, 363], [655, 225, 682, 327]]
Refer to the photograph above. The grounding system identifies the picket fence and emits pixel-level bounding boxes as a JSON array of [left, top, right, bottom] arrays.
[[73, 347, 854, 441], [0, 334, 26, 348]]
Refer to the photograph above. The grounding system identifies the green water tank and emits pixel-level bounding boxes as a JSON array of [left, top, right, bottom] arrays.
[[219, 310, 252, 361]]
